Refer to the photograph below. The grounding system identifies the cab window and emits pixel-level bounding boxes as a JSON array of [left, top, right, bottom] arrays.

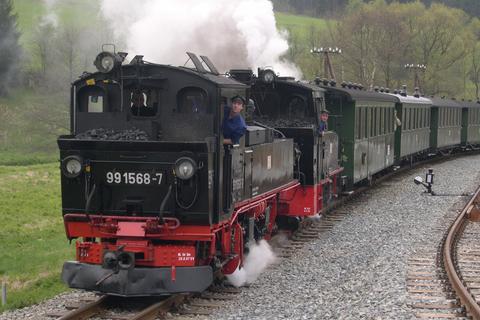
[[287, 96, 307, 118], [78, 86, 105, 113], [129, 88, 158, 117], [177, 87, 209, 114]]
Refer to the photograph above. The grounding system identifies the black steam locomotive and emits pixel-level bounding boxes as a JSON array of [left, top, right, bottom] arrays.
[[58, 51, 342, 296]]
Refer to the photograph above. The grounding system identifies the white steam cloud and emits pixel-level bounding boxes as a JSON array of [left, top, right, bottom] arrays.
[[226, 240, 276, 287], [40, 0, 59, 27], [100, 0, 301, 78]]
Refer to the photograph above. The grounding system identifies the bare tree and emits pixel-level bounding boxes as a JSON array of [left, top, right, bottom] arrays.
[[57, 25, 81, 83], [0, 0, 22, 96]]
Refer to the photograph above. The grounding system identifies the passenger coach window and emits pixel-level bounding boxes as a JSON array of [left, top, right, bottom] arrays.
[[417, 109, 421, 129], [367, 107, 375, 137], [361, 107, 366, 139], [177, 87, 208, 114], [380, 108, 384, 135], [355, 108, 360, 140]]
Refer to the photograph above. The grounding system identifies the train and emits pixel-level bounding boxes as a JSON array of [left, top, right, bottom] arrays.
[[58, 50, 480, 297]]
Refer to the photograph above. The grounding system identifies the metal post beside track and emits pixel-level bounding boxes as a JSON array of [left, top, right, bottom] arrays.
[[1, 282, 6, 306]]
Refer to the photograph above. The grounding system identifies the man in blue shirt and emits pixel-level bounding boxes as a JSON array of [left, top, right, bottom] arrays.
[[223, 96, 247, 145], [317, 110, 329, 136]]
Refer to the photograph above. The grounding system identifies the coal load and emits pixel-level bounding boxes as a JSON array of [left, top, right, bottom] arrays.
[[253, 116, 315, 128], [76, 128, 150, 141]]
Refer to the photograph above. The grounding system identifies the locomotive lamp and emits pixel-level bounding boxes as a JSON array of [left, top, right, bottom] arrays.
[[61, 156, 83, 178], [258, 68, 276, 84], [174, 157, 197, 180], [94, 51, 126, 73]]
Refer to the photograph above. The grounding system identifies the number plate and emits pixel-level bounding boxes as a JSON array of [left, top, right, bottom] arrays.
[[105, 171, 164, 186]]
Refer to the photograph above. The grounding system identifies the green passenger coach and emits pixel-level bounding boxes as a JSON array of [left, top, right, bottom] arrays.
[[461, 100, 480, 146], [324, 86, 397, 186], [387, 94, 432, 162], [429, 97, 463, 150]]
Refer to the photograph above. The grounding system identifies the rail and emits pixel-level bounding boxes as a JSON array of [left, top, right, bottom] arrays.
[[443, 184, 480, 319]]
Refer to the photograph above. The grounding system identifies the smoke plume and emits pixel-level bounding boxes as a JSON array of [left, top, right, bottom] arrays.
[[40, 0, 59, 27], [226, 240, 276, 287], [100, 0, 301, 77]]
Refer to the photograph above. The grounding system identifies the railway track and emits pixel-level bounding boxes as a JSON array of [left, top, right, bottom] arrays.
[[49, 285, 241, 320], [45, 153, 480, 320], [408, 184, 480, 319]]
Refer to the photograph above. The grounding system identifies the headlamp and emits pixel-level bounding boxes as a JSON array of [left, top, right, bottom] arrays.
[[62, 156, 83, 178], [261, 69, 276, 83], [174, 157, 197, 180], [94, 51, 122, 73]]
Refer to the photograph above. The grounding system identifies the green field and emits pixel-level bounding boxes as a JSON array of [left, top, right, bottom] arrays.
[[0, 163, 73, 312], [276, 11, 329, 35], [0, 88, 67, 166]]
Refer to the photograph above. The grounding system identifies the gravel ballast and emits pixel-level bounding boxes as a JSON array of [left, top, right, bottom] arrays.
[[1, 154, 480, 320], [209, 154, 480, 320]]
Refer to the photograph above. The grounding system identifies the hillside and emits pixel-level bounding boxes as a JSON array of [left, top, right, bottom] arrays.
[[0, 163, 72, 312]]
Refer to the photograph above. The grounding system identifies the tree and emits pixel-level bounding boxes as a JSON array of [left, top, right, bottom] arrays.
[[411, 4, 469, 95], [57, 25, 82, 83], [466, 19, 480, 99], [0, 0, 22, 96], [32, 22, 56, 82]]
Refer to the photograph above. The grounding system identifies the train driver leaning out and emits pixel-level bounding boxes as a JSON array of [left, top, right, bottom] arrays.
[[317, 109, 329, 136], [222, 95, 247, 145]]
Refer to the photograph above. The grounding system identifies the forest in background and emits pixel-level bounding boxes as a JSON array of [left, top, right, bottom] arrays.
[[272, 0, 480, 18], [0, 0, 479, 163], [280, 0, 480, 100]]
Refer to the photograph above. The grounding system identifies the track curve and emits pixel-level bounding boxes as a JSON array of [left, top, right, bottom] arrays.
[[443, 185, 480, 319]]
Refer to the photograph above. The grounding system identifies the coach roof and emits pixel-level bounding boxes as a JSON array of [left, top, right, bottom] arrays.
[[430, 97, 463, 108], [323, 86, 398, 103]]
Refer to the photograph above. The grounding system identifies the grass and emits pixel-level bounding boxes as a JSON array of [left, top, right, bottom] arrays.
[[0, 151, 58, 166], [0, 163, 74, 312], [275, 11, 329, 38], [0, 88, 68, 166]]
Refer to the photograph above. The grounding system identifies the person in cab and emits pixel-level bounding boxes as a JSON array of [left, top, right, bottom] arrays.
[[131, 91, 155, 117], [317, 109, 329, 136], [222, 95, 247, 145]]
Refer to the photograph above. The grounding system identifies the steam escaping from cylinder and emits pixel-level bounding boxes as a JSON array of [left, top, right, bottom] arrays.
[[99, 0, 301, 78], [226, 239, 276, 287]]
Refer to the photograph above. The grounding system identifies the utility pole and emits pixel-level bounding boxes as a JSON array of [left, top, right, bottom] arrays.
[[310, 47, 342, 82], [405, 64, 427, 94]]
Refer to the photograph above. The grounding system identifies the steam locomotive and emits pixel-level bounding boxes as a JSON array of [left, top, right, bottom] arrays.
[[58, 51, 342, 296], [59, 50, 480, 296]]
